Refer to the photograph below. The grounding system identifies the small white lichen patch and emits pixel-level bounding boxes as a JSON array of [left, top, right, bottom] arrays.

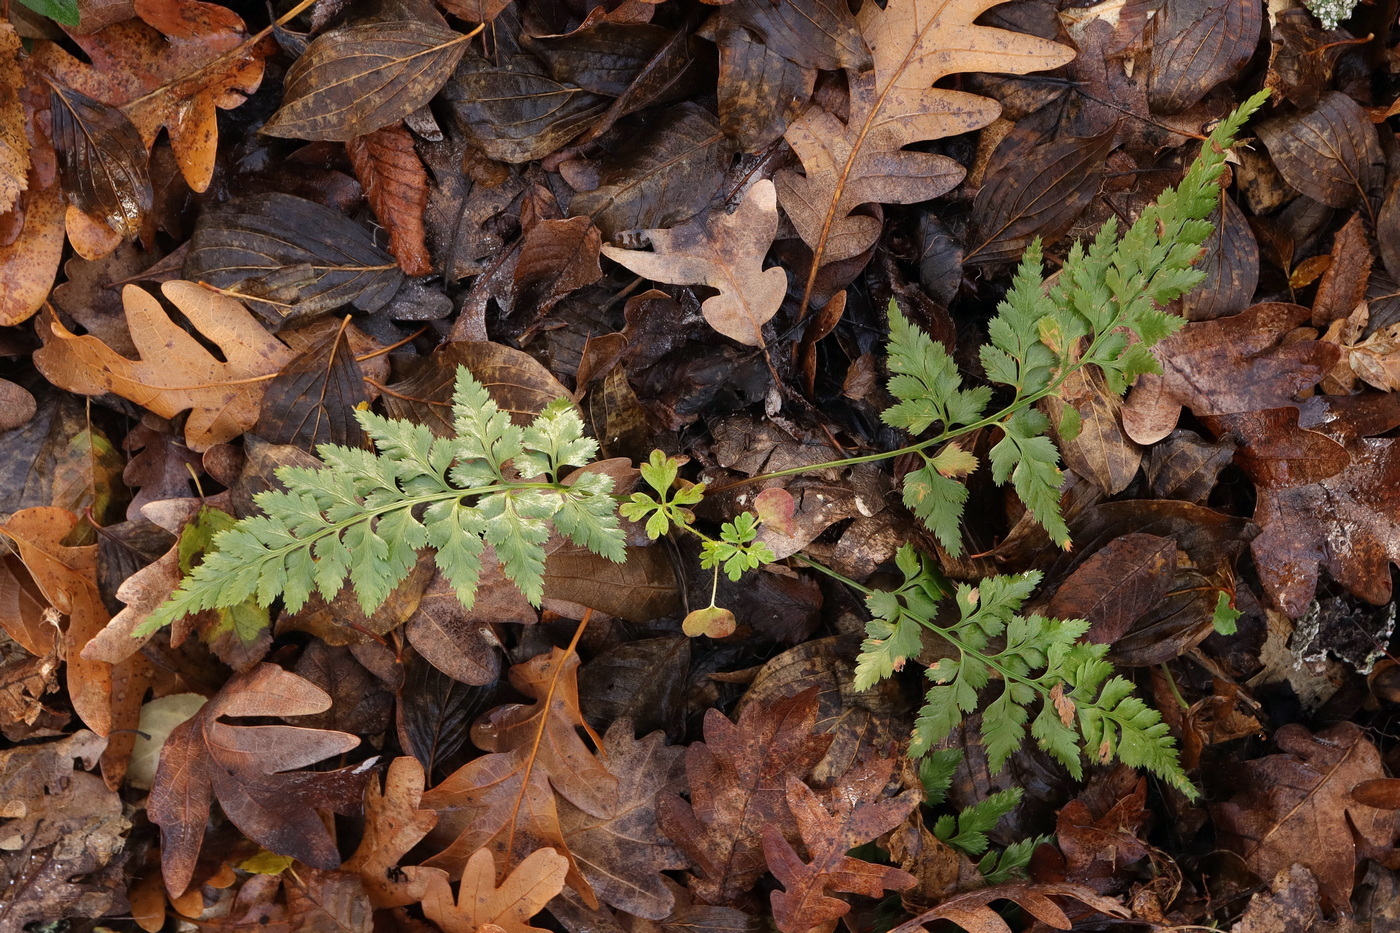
[[1304, 0, 1356, 29]]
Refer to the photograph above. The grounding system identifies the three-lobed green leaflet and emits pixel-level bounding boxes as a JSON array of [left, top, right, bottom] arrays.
[[140, 90, 1271, 799]]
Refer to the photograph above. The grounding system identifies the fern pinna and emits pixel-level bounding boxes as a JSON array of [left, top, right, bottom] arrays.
[[135, 368, 624, 636]]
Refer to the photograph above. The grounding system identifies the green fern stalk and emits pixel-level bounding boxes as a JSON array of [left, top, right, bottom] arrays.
[[136, 368, 625, 636]]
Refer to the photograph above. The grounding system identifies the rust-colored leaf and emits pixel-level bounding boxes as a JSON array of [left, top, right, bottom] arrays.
[[31, 0, 267, 192], [422, 648, 618, 904], [601, 180, 785, 347], [763, 755, 919, 933], [147, 663, 364, 896], [0, 24, 29, 217], [658, 688, 834, 905], [514, 216, 603, 321], [0, 172, 66, 327], [1311, 212, 1371, 326], [346, 121, 433, 276]]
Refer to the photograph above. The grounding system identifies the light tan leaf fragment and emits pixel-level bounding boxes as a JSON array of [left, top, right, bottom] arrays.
[[601, 180, 786, 347], [33, 281, 294, 450]]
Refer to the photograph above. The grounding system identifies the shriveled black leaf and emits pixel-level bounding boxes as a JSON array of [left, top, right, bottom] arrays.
[[965, 130, 1115, 265], [570, 103, 734, 239], [710, 0, 869, 72], [184, 193, 404, 327], [442, 59, 608, 164], [525, 23, 673, 97], [1147, 0, 1262, 114], [263, 18, 470, 142], [253, 321, 368, 450], [1179, 195, 1258, 321], [711, 25, 815, 152], [48, 82, 151, 239], [1257, 91, 1384, 208]]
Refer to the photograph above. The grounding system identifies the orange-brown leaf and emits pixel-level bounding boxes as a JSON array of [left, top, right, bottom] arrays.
[[346, 122, 432, 276], [343, 757, 446, 909], [31, 0, 267, 193]]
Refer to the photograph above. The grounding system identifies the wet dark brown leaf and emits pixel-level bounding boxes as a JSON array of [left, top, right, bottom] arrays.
[[1179, 196, 1258, 321], [253, 319, 369, 450], [185, 193, 404, 327], [444, 57, 609, 164], [1048, 534, 1177, 645], [711, 26, 814, 151], [1256, 91, 1384, 208], [966, 131, 1115, 265], [264, 16, 470, 142], [513, 216, 603, 321], [47, 81, 151, 239], [1147, 0, 1262, 114]]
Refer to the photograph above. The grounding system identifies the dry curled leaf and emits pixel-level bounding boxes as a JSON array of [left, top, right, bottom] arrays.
[[601, 180, 785, 347], [33, 281, 294, 450]]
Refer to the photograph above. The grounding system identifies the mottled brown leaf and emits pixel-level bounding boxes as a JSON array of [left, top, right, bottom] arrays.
[[147, 663, 364, 896], [711, 0, 867, 72], [1256, 91, 1384, 208], [1120, 302, 1341, 445], [1311, 212, 1371, 326], [543, 541, 680, 622], [601, 180, 785, 347], [406, 565, 521, 686], [887, 882, 1129, 933], [560, 721, 689, 918], [264, 16, 470, 142], [0, 172, 65, 327], [444, 57, 609, 164], [659, 688, 833, 905], [514, 216, 603, 320], [1147, 0, 1262, 114], [346, 122, 432, 276], [711, 26, 814, 152], [1213, 723, 1400, 912]]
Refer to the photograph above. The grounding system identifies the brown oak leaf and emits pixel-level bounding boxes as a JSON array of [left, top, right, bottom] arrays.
[[658, 687, 834, 905], [343, 756, 447, 909], [421, 846, 568, 933]]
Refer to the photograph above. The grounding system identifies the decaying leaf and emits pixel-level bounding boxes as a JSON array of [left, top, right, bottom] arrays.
[[763, 755, 919, 933], [659, 688, 834, 905], [1256, 91, 1384, 208], [777, 0, 1072, 304], [31, 0, 268, 192], [601, 180, 786, 347], [147, 663, 365, 896], [33, 281, 294, 450], [1213, 722, 1400, 912]]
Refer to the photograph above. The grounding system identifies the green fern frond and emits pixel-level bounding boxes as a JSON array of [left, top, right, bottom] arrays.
[[135, 366, 624, 637]]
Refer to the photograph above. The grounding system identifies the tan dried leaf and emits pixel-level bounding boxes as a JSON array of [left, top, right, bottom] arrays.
[[33, 281, 294, 450], [601, 180, 786, 347], [422, 847, 568, 933]]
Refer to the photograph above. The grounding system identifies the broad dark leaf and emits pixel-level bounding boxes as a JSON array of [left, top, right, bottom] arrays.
[[396, 648, 495, 779], [1048, 533, 1177, 645], [543, 542, 681, 622], [443, 56, 609, 164], [1179, 195, 1258, 321], [571, 103, 733, 239], [264, 18, 470, 141], [1256, 91, 1384, 208], [513, 216, 603, 321], [712, 26, 815, 151], [185, 193, 404, 327], [405, 568, 526, 686], [48, 82, 152, 239], [525, 23, 673, 97], [253, 321, 368, 450], [965, 130, 1115, 265], [381, 341, 570, 434], [709, 0, 869, 72], [1147, 0, 1262, 114]]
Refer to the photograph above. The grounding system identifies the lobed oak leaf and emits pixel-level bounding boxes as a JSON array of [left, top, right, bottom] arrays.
[[559, 720, 690, 919], [421, 846, 568, 933], [1212, 722, 1400, 913], [776, 0, 1073, 307], [342, 757, 447, 909], [147, 663, 366, 897], [601, 179, 785, 347], [422, 648, 618, 904], [30, 0, 267, 193], [33, 281, 295, 451], [886, 881, 1130, 933], [658, 687, 833, 905], [763, 754, 919, 933]]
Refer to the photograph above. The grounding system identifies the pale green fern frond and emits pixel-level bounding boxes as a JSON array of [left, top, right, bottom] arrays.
[[135, 366, 624, 636]]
